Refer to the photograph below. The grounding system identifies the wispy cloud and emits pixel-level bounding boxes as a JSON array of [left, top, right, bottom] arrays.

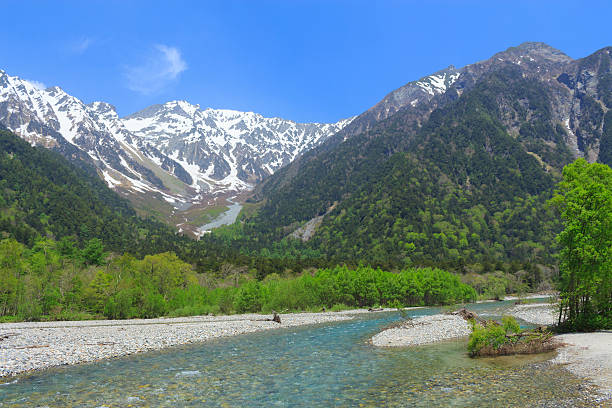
[[71, 37, 95, 54], [124, 45, 187, 95], [25, 79, 46, 90]]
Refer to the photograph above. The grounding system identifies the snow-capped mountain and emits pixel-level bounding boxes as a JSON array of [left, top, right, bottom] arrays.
[[0, 69, 353, 209], [123, 101, 353, 194], [326, 66, 462, 141], [368, 66, 461, 120]]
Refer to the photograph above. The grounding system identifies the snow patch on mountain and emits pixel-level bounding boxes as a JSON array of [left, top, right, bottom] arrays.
[[416, 71, 461, 96]]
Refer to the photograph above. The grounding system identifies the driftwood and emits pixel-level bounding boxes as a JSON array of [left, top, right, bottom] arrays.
[[14, 344, 49, 349], [505, 332, 531, 338], [250, 312, 281, 323], [368, 308, 384, 312], [0, 333, 18, 342], [451, 308, 491, 326]]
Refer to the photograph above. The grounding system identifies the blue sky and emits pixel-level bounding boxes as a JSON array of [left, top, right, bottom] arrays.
[[1, 0, 610, 123]]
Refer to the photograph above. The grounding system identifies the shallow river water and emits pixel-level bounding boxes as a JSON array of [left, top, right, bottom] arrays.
[[0, 301, 596, 407]]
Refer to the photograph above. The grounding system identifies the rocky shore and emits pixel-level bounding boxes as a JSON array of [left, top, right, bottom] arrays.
[[3, 301, 609, 406], [507, 303, 558, 326], [505, 301, 611, 400], [553, 333, 612, 401], [0, 311, 362, 378], [371, 314, 470, 346]]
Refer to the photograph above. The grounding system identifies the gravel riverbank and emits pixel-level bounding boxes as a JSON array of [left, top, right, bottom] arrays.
[[0, 311, 375, 378], [371, 314, 470, 347], [553, 332, 612, 401], [508, 303, 558, 326]]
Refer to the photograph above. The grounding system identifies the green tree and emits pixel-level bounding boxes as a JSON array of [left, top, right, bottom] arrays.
[[551, 159, 612, 330], [80, 238, 107, 266]]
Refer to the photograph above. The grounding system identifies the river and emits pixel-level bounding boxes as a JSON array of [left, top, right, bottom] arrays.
[[0, 301, 591, 407], [198, 199, 243, 234]]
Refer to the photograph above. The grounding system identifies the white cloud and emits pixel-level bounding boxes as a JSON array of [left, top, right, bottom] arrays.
[[124, 44, 187, 95], [25, 79, 46, 90], [70, 37, 94, 54]]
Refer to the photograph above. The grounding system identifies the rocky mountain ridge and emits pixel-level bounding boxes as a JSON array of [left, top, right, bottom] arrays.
[[0, 70, 352, 212], [254, 43, 611, 199]]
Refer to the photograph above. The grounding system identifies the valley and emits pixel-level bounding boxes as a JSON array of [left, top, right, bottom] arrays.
[[0, 4, 610, 403]]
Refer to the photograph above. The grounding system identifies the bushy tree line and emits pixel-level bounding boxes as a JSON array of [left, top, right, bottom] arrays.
[[0, 238, 476, 322], [232, 266, 476, 313], [0, 237, 197, 320]]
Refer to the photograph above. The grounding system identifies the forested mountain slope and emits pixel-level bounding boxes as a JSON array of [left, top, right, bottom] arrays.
[[0, 128, 186, 256], [0, 128, 319, 275], [252, 42, 574, 198], [240, 44, 612, 273]]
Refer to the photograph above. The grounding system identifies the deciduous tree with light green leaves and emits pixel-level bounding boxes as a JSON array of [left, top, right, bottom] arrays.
[[550, 159, 612, 330]]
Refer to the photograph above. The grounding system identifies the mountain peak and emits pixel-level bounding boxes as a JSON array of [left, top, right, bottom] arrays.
[[515, 41, 557, 51], [494, 42, 572, 65], [166, 99, 200, 109], [0, 68, 352, 209], [89, 101, 117, 113]]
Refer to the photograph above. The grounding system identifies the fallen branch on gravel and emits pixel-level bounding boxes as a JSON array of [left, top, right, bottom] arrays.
[[14, 344, 49, 349], [451, 308, 491, 326], [85, 342, 117, 346], [250, 312, 282, 324]]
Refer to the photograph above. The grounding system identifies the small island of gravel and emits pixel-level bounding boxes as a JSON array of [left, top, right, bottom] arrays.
[[371, 314, 471, 347]]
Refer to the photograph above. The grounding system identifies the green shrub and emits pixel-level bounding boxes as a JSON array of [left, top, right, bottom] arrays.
[[104, 289, 136, 319], [217, 288, 236, 314], [235, 281, 266, 313], [142, 291, 167, 318], [41, 286, 61, 315], [468, 316, 521, 356], [502, 315, 521, 333], [330, 303, 351, 312]]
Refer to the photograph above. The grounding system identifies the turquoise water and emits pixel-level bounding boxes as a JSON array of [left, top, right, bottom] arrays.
[[0, 302, 592, 407]]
